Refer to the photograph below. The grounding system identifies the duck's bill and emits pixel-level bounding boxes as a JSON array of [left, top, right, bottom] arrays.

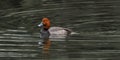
[[38, 22, 43, 27]]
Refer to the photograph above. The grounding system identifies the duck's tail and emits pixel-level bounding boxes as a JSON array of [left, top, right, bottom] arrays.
[[64, 28, 79, 35], [64, 28, 72, 35]]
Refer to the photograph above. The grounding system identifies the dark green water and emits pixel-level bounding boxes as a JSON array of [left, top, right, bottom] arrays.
[[0, 0, 120, 60]]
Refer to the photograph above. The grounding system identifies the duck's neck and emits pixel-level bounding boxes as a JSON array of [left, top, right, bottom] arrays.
[[43, 28, 49, 31]]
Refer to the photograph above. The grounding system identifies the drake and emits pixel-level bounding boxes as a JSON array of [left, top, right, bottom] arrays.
[[38, 17, 71, 40]]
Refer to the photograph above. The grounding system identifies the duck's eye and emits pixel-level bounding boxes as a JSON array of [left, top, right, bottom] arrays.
[[43, 24, 46, 26]]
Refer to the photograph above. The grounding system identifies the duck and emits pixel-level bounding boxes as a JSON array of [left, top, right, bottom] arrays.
[[38, 17, 71, 40], [38, 17, 71, 39], [37, 17, 72, 46]]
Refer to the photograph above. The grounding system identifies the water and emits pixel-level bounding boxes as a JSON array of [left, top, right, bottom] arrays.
[[0, 0, 120, 60]]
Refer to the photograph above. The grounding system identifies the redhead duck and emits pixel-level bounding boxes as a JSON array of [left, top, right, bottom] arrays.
[[38, 17, 71, 40]]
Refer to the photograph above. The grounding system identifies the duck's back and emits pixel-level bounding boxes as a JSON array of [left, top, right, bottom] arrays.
[[49, 27, 71, 38]]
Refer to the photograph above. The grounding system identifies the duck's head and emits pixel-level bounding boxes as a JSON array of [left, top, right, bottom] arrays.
[[38, 18, 51, 29]]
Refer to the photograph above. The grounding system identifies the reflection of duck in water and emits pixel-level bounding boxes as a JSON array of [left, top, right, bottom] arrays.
[[38, 17, 71, 45]]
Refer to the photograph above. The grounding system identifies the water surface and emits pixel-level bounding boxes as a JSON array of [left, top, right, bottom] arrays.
[[0, 0, 120, 60]]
